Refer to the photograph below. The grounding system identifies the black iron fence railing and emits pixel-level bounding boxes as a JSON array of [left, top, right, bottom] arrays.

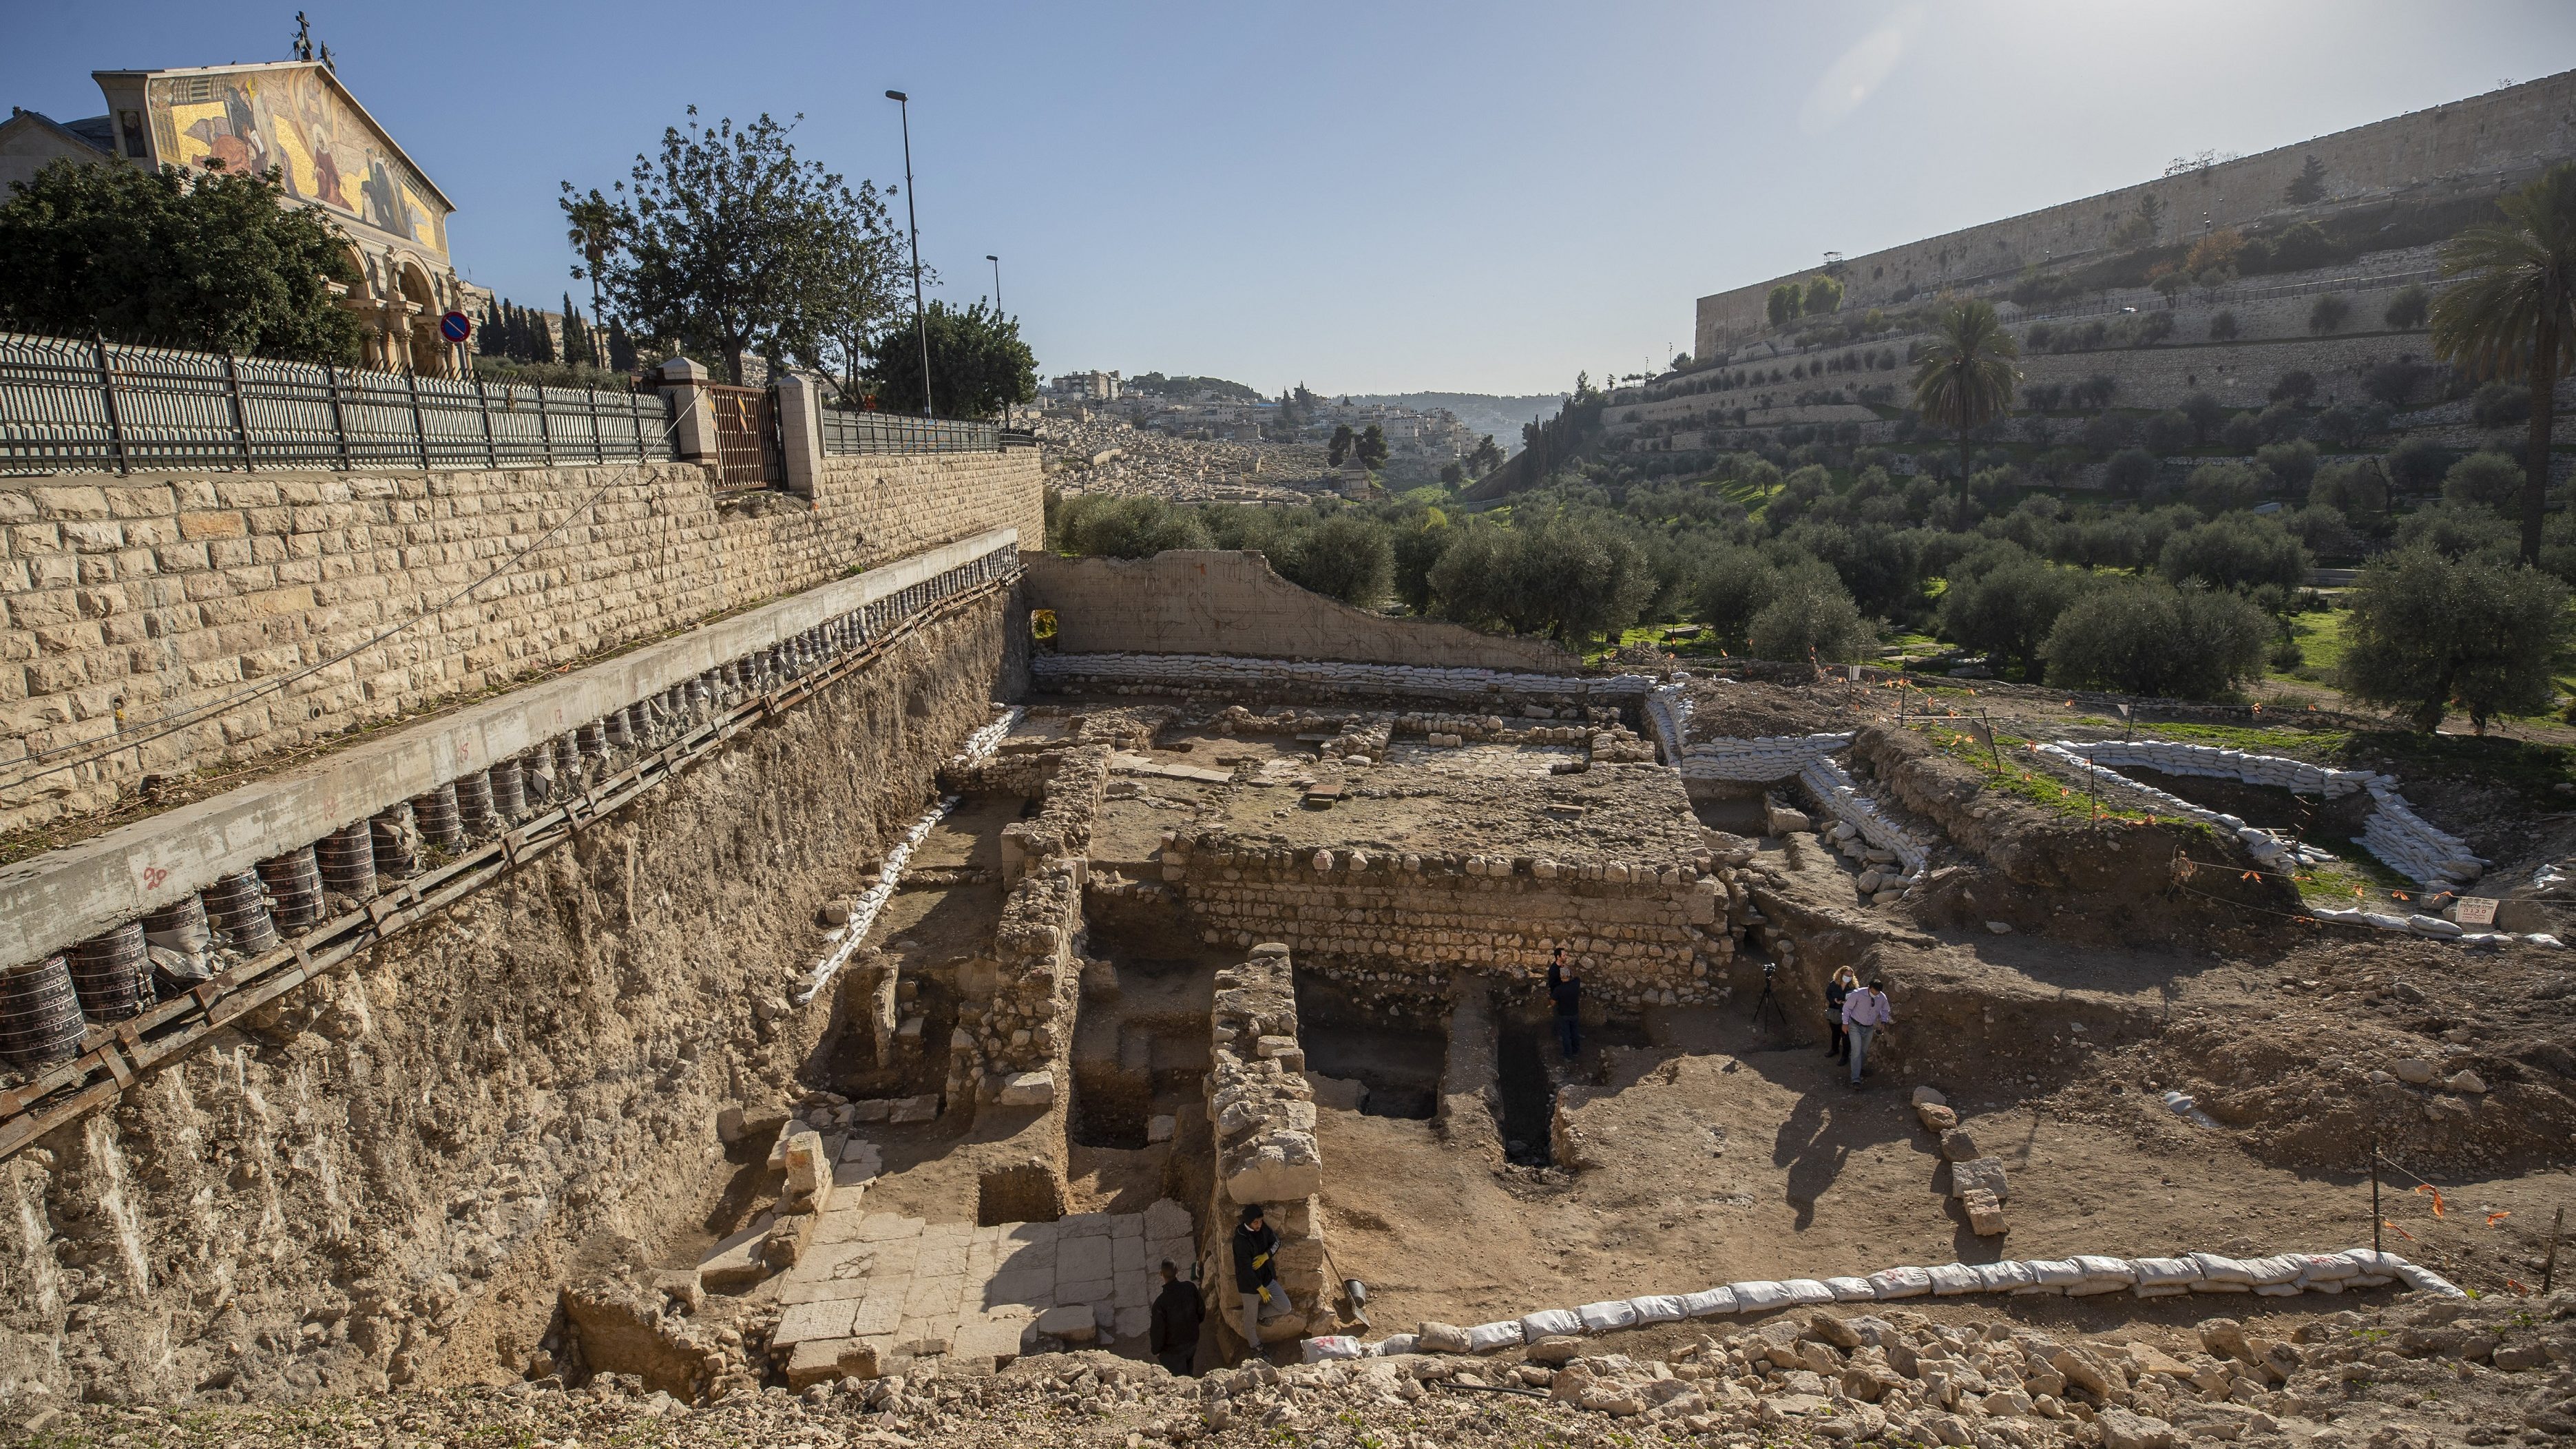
[[0, 331, 673, 476], [818, 407, 1001, 454]]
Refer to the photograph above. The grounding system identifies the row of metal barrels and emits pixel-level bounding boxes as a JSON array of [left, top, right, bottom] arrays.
[[0, 623, 866, 1073]]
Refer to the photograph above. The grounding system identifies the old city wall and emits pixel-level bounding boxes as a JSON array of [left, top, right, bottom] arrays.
[[3, 450, 1044, 833], [1151, 835, 1743, 1008], [0, 594, 1022, 1406], [1694, 70, 2576, 352], [1020, 551, 1579, 671]]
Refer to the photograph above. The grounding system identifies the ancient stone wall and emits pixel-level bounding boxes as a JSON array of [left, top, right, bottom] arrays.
[[1020, 551, 1580, 671], [0, 595, 1020, 1405], [2, 450, 1043, 832], [1202, 944, 1328, 1348], [1694, 70, 2576, 352], [1160, 833, 1740, 1008]]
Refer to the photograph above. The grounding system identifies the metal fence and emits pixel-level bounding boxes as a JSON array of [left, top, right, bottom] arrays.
[[0, 331, 674, 477], [817, 407, 1000, 454]]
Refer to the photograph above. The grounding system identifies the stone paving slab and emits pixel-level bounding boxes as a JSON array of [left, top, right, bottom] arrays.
[[768, 1200, 1194, 1368]]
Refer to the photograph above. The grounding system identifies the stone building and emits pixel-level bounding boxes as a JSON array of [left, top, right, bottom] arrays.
[[1, 56, 474, 375]]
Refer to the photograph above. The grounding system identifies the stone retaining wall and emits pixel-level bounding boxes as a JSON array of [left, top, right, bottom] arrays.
[[1202, 944, 1329, 1348], [1162, 833, 1739, 1006], [2, 450, 1043, 832]]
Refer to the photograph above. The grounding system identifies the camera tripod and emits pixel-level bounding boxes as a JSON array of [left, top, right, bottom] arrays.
[[1749, 962, 1788, 1037]]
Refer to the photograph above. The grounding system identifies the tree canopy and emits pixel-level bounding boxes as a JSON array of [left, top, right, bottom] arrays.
[[863, 300, 1036, 419], [2430, 160, 2576, 563], [1910, 300, 2020, 500], [2338, 548, 2571, 731], [0, 157, 363, 364]]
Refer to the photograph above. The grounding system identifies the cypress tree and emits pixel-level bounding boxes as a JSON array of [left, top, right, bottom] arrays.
[[607, 317, 635, 373]]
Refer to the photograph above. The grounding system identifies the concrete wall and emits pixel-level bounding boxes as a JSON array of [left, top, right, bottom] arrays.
[[1020, 550, 1579, 671], [1, 450, 1043, 832], [1694, 69, 2576, 353]]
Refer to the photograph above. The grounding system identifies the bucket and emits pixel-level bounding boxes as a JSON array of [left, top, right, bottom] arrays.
[[201, 871, 278, 957], [0, 956, 84, 1068], [256, 846, 325, 932], [67, 922, 150, 1022], [317, 820, 377, 900]]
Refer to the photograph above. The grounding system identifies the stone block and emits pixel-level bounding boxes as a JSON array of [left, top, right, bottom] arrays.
[[952, 1312, 1031, 1370], [651, 1269, 705, 1314], [775, 1298, 859, 1347], [847, 1294, 903, 1338], [1034, 1304, 1097, 1342], [1147, 1113, 1175, 1143], [1938, 1127, 1981, 1161], [1142, 1199, 1193, 1241], [888, 1094, 940, 1123], [698, 1214, 775, 1293], [1961, 1188, 2007, 1237], [996, 1070, 1056, 1107], [1058, 1234, 1115, 1285], [1949, 1156, 2009, 1202]]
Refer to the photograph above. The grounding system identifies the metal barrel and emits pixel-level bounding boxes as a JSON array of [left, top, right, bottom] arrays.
[[256, 845, 325, 932], [67, 921, 149, 1023], [488, 759, 527, 820], [370, 806, 417, 881], [317, 820, 377, 899], [201, 871, 278, 957], [601, 709, 631, 751], [142, 893, 210, 955], [454, 769, 499, 837], [625, 703, 651, 748], [411, 783, 464, 851], [578, 720, 609, 764], [0, 955, 84, 1068]]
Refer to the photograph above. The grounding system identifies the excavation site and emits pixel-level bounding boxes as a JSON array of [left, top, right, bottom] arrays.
[[2, 428, 2572, 1449]]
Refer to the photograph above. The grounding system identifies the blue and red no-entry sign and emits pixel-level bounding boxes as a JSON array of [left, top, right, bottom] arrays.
[[439, 311, 473, 344]]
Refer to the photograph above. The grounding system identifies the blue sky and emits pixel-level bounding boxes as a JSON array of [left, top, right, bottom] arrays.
[[7, 2, 2575, 395]]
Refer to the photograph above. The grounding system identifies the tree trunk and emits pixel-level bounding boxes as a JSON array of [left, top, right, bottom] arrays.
[[2524, 298, 2559, 566], [1957, 430, 1973, 507]]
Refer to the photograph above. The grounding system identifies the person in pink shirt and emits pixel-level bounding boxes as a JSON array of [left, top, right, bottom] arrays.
[[1841, 977, 1892, 1087]]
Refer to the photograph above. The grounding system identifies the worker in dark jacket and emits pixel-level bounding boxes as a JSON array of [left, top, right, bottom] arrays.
[[1148, 1260, 1202, 1375], [1546, 948, 1582, 1059], [1231, 1202, 1284, 1355]]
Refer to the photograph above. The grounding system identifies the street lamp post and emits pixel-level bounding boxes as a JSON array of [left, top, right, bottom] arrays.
[[886, 90, 932, 416], [987, 254, 1002, 314]]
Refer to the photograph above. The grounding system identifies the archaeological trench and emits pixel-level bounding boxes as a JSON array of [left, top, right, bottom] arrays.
[[3, 450, 2574, 1446]]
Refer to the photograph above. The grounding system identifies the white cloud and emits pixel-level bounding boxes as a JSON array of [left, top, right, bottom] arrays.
[[1799, 6, 1921, 135]]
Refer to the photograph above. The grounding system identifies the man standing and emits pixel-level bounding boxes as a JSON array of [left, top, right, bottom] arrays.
[[1231, 1204, 1285, 1357], [1149, 1260, 1202, 1376], [1546, 948, 1582, 1060], [1842, 977, 1893, 1087]]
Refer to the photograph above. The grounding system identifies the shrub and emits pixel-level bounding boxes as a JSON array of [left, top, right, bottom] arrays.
[[1054, 494, 1213, 557], [2440, 450, 2526, 512], [2394, 501, 2517, 560], [2208, 311, 2239, 342], [2142, 409, 2196, 455], [2179, 390, 2226, 442], [2023, 382, 2064, 411], [2103, 447, 2159, 496], [2308, 403, 2383, 451], [1272, 512, 1396, 607], [2269, 370, 2318, 404], [2070, 374, 2119, 409], [2362, 359, 2430, 408], [2254, 402, 2308, 444], [1688, 545, 1778, 649], [2159, 513, 2312, 593], [2023, 323, 2055, 351], [2181, 462, 2265, 517], [2079, 411, 2138, 457], [2307, 293, 2352, 334], [2470, 381, 2532, 427], [2254, 439, 2320, 496], [1936, 554, 2088, 681], [2383, 284, 2430, 329], [2221, 411, 2261, 452], [1746, 570, 1878, 663], [2338, 548, 2573, 731], [2283, 503, 2365, 559], [2385, 437, 2455, 494], [2311, 461, 2392, 528], [2040, 579, 2274, 698]]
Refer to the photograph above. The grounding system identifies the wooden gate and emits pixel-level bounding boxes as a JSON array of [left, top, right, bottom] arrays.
[[704, 383, 782, 492]]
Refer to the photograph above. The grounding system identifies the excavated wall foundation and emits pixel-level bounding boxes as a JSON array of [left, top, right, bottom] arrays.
[[0, 596, 1023, 1406]]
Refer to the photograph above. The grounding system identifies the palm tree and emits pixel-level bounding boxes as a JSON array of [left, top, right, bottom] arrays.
[[1909, 299, 2021, 505], [2429, 161, 2576, 565], [560, 185, 621, 320]]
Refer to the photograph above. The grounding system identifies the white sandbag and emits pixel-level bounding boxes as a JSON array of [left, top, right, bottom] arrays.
[[2073, 1254, 2136, 1284], [1679, 1286, 1739, 1317], [1728, 1280, 1791, 1313], [2133, 1284, 2191, 1298], [1927, 1263, 1983, 1296], [2189, 1253, 2256, 1284], [2130, 1257, 2199, 1288], [1578, 1299, 1640, 1334], [1973, 1261, 2038, 1293], [1371, 1333, 1420, 1357], [1823, 1276, 1876, 1302], [1303, 1335, 1364, 1362], [1520, 1309, 1582, 1339], [1628, 1295, 1687, 1325], [1464, 1321, 1524, 1353], [2066, 1279, 2129, 1296], [2242, 1254, 2303, 1286], [2294, 1252, 2362, 1286], [2391, 1262, 2465, 1297], [2024, 1260, 2084, 1287], [1865, 1267, 1931, 1300], [1779, 1280, 1836, 1306], [2252, 1283, 2303, 1297]]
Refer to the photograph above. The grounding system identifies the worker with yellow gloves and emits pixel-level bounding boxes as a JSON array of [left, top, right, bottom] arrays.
[[1231, 1202, 1290, 1356]]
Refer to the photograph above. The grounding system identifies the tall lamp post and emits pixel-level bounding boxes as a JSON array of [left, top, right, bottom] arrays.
[[886, 90, 932, 416], [987, 254, 1003, 314]]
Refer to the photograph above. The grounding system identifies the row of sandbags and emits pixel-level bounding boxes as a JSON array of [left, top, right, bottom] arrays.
[[1029, 652, 1652, 702], [2071, 740, 2378, 799], [1675, 731, 1856, 783], [2035, 743, 2338, 873], [1798, 755, 1931, 879], [1301, 1249, 2460, 1362]]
